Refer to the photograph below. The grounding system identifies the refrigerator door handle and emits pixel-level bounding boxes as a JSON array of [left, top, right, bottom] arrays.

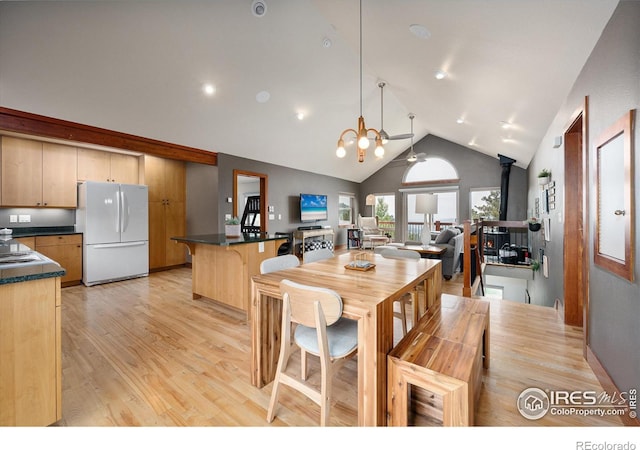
[[121, 190, 130, 233], [114, 191, 121, 233], [92, 241, 147, 249]]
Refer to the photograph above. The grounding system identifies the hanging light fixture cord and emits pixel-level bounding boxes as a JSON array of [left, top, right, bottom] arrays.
[[359, 0, 363, 117], [335, 0, 384, 163]]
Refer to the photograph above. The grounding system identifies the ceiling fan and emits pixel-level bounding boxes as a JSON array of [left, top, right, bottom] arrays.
[[391, 113, 428, 163], [374, 81, 414, 142]]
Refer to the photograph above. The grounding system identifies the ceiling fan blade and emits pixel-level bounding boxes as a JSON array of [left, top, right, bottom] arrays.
[[387, 133, 414, 140]]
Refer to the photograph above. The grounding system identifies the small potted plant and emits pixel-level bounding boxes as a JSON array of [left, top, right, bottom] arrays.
[[538, 168, 551, 185], [530, 259, 540, 272], [225, 216, 241, 237], [526, 217, 541, 232]]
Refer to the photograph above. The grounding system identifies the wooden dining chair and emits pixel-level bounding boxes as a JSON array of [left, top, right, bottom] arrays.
[[267, 279, 358, 426], [260, 254, 300, 274], [380, 248, 421, 337]]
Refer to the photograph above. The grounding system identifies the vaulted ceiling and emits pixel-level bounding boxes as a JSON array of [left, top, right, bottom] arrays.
[[0, 0, 619, 182]]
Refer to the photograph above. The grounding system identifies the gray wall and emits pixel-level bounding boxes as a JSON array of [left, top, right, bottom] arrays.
[[216, 153, 360, 245], [360, 134, 528, 241], [528, 0, 639, 395], [185, 162, 218, 235]]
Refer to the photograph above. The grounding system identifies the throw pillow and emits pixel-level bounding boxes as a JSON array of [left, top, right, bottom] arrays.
[[435, 228, 457, 244]]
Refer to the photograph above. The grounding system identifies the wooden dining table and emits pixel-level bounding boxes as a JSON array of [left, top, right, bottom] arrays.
[[250, 252, 442, 426]]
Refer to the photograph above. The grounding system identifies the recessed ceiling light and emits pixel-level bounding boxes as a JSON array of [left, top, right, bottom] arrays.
[[409, 24, 431, 39], [456, 118, 464, 124], [435, 70, 447, 80], [202, 84, 215, 96], [251, 0, 267, 17], [256, 90, 270, 103], [296, 112, 305, 121], [322, 37, 332, 48]]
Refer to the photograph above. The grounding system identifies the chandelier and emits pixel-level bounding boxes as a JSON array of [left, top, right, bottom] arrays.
[[335, 0, 384, 163]]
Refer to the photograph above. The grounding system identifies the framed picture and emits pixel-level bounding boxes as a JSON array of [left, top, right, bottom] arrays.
[[543, 218, 551, 241]]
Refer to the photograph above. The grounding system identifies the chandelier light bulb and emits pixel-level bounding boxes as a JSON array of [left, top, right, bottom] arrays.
[[336, 141, 346, 158], [358, 135, 370, 149], [374, 142, 384, 158]]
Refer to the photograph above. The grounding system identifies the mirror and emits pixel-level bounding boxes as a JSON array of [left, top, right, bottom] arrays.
[[233, 169, 268, 233], [594, 109, 635, 281]]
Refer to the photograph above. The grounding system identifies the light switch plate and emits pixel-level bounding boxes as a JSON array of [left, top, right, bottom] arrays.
[[9, 215, 18, 223], [18, 214, 31, 223]]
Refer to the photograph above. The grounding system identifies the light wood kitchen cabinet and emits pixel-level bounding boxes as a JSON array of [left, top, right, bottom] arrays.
[[77, 148, 140, 184], [0, 277, 62, 426], [144, 155, 186, 269], [0, 136, 77, 207], [35, 234, 83, 287]]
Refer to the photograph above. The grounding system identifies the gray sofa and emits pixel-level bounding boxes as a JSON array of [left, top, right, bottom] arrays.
[[432, 227, 464, 280]]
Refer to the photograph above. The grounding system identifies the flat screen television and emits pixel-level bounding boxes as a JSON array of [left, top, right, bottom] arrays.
[[300, 193, 328, 222]]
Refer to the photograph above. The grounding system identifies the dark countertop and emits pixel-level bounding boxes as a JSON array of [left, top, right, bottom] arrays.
[[0, 237, 66, 285], [172, 233, 287, 246], [6, 226, 79, 237]]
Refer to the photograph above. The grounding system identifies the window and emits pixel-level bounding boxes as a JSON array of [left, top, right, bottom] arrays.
[[470, 188, 500, 220], [404, 157, 458, 183], [338, 194, 354, 226], [405, 190, 458, 241], [401, 158, 459, 242], [372, 194, 396, 240]]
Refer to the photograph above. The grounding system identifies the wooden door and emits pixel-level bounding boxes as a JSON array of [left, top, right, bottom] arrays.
[[148, 200, 166, 269], [165, 200, 186, 266], [143, 155, 166, 202], [77, 148, 110, 182], [36, 235, 83, 285], [563, 101, 587, 330], [0, 278, 58, 426], [42, 143, 77, 207], [164, 158, 186, 204], [1, 136, 43, 206], [110, 153, 139, 184]]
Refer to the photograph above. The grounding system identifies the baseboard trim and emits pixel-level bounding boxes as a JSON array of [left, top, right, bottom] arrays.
[[586, 345, 640, 426]]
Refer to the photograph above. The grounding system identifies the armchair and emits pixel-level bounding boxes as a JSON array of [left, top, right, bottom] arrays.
[[357, 214, 388, 249]]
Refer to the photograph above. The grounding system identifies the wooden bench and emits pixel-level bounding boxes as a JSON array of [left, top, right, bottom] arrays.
[[387, 294, 490, 426]]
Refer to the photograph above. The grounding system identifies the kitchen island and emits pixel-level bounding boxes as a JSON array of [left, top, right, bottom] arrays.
[[172, 233, 287, 317], [0, 237, 65, 426]]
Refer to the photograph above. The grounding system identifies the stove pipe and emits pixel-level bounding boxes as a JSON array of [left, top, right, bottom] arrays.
[[498, 154, 516, 221]]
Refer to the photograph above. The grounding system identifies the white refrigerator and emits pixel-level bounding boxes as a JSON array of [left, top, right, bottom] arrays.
[[76, 181, 149, 286]]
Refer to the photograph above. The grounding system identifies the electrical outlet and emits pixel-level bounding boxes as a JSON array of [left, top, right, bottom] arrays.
[[18, 214, 31, 223], [9, 215, 18, 223]]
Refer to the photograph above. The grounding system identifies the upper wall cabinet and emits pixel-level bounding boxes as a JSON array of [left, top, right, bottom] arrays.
[[1, 136, 78, 208], [77, 148, 140, 184]]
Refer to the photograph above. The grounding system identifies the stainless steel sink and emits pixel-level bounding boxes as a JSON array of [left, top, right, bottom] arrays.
[[0, 251, 55, 269]]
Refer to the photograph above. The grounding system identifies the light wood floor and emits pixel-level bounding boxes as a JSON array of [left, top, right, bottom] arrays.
[[57, 265, 623, 427]]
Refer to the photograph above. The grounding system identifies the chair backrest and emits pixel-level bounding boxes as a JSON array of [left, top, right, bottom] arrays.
[[381, 248, 421, 260], [303, 248, 334, 264], [358, 214, 378, 229], [280, 279, 343, 328], [260, 254, 300, 274]]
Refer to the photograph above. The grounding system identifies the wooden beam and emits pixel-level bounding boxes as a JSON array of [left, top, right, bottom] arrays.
[[0, 106, 217, 165]]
